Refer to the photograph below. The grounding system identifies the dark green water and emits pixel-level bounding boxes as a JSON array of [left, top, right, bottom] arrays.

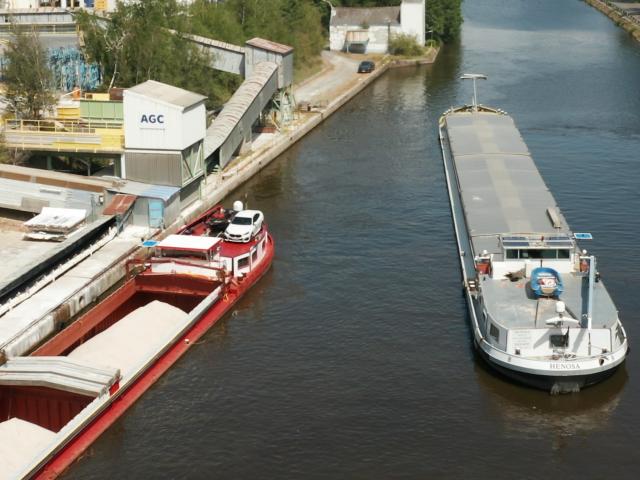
[[67, 1, 640, 478]]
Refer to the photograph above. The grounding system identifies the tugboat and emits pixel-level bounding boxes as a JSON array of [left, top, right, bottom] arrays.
[[438, 74, 628, 393], [0, 201, 274, 479]]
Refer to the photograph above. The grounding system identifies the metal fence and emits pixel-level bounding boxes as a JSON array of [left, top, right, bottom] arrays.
[[2, 119, 124, 153]]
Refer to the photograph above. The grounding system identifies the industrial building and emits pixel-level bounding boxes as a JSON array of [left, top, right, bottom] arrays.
[[329, 0, 426, 54], [1, 20, 295, 230], [123, 80, 206, 207]]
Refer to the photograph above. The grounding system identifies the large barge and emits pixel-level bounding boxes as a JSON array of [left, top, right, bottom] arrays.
[[0, 203, 274, 478], [438, 91, 628, 393]]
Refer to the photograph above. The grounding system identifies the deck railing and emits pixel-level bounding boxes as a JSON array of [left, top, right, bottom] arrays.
[[1, 118, 124, 153]]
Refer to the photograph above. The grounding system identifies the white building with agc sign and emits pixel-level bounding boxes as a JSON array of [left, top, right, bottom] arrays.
[[123, 80, 206, 206]]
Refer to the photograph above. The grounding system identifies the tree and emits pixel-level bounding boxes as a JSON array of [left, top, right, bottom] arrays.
[[2, 26, 55, 119], [77, 0, 239, 109], [426, 0, 463, 43], [76, 0, 327, 106], [219, 0, 325, 71], [0, 131, 9, 164], [389, 32, 425, 56], [0, 130, 28, 165]]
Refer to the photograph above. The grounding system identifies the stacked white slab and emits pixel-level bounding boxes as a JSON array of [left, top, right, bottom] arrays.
[[68, 300, 190, 375], [24, 207, 87, 233], [0, 418, 56, 479]]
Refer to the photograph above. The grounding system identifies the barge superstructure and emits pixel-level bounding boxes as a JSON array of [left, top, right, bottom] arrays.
[[0, 203, 274, 478], [438, 95, 628, 393]]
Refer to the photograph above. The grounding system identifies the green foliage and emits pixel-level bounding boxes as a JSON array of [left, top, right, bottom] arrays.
[[425, 38, 439, 49], [389, 33, 425, 56], [189, 0, 325, 72], [77, 0, 326, 108], [77, 0, 240, 109], [0, 130, 26, 165], [427, 0, 463, 43], [332, 1, 400, 6], [0, 131, 9, 164], [2, 26, 55, 119]]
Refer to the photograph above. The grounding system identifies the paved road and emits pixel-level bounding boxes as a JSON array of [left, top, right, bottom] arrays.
[[295, 51, 361, 105]]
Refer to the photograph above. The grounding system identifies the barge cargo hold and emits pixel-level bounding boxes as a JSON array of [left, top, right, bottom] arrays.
[[438, 101, 628, 394], [0, 204, 274, 479]]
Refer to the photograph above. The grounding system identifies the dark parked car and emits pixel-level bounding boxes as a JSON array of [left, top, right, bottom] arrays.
[[357, 61, 375, 73]]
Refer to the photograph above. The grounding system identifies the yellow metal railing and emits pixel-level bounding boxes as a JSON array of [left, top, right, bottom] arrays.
[[4, 119, 123, 133], [2, 119, 125, 153]]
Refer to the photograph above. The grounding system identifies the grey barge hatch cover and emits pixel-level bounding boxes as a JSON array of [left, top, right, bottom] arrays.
[[444, 112, 571, 253]]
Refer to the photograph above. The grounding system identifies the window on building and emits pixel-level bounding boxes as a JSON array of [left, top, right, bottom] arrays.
[[508, 248, 572, 260]]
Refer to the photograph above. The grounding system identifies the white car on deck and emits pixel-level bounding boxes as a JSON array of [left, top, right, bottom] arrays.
[[224, 210, 264, 243]]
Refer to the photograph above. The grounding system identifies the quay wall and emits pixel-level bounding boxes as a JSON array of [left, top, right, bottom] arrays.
[[168, 56, 398, 235], [584, 0, 640, 41], [3, 50, 439, 355]]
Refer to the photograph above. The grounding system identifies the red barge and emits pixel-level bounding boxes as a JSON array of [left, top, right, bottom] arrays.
[[0, 204, 274, 479]]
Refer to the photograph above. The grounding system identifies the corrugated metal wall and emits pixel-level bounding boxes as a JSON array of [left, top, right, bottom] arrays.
[[179, 178, 202, 208], [165, 196, 181, 226], [186, 33, 246, 76], [0, 177, 101, 216], [124, 151, 183, 187], [245, 48, 293, 88]]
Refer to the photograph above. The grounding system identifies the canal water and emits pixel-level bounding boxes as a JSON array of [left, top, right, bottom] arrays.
[[68, 1, 640, 478]]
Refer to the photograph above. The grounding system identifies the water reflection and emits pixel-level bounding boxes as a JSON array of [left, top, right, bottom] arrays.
[[64, 1, 640, 477], [475, 358, 628, 447]]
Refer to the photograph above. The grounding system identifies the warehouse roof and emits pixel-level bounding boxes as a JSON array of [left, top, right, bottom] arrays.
[[246, 38, 293, 55], [127, 80, 207, 111], [0, 164, 114, 193], [330, 6, 400, 26], [108, 180, 180, 202]]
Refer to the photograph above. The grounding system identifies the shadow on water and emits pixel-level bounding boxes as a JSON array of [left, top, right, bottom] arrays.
[[475, 358, 628, 448]]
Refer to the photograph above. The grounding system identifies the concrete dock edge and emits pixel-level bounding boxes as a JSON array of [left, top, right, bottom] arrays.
[[1, 47, 440, 353], [584, 0, 640, 41]]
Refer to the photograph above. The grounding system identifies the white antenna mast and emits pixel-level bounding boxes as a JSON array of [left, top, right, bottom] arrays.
[[460, 73, 487, 111]]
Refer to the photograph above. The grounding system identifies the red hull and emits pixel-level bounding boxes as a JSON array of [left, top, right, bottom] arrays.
[[33, 234, 274, 479]]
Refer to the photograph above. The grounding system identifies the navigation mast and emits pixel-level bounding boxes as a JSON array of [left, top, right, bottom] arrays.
[[460, 73, 487, 111]]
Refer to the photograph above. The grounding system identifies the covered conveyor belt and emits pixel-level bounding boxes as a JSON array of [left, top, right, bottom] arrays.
[[204, 61, 279, 169]]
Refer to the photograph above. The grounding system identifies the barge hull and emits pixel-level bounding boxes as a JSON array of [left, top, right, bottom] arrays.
[[438, 108, 627, 393], [33, 236, 274, 479], [475, 343, 621, 393]]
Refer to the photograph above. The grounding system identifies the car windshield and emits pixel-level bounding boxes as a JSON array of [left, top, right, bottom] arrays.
[[232, 216, 252, 225]]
